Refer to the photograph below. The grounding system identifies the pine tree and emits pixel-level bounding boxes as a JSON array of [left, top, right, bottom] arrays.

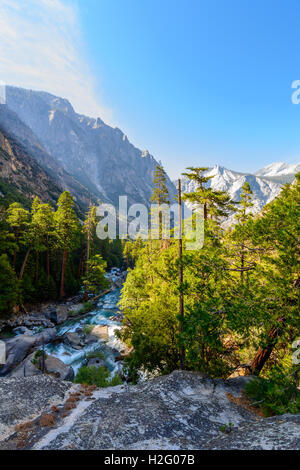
[[0, 254, 21, 318], [54, 192, 80, 298], [150, 163, 170, 240], [6, 202, 30, 268], [182, 167, 236, 222], [30, 198, 55, 282], [83, 254, 108, 295], [226, 182, 256, 283], [83, 204, 98, 299]]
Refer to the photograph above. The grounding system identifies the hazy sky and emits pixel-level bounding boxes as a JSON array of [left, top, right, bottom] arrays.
[[1, 0, 300, 178]]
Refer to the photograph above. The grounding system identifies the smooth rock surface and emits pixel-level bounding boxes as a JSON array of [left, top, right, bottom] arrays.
[[0, 371, 298, 450], [0, 375, 72, 441]]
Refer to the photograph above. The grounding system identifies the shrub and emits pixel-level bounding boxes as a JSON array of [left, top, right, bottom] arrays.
[[79, 301, 94, 315], [82, 324, 94, 335], [74, 366, 122, 388], [32, 349, 47, 365], [245, 366, 300, 416], [85, 350, 106, 360]]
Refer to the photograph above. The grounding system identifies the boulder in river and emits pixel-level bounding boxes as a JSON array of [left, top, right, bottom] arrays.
[[62, 332, 84, 350], [8, 352, 74, 381], [0, 328, 57, 376], [91, 325, 109, 340], [87, 357, 106, 369], [43, 356, 74, 381], [8, 353, 42, 378], [49, 306, 69, 324]]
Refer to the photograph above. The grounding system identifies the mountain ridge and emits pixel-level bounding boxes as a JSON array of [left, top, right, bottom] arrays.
[[177, 164, 290, 224], [5, 86, 177, 208]]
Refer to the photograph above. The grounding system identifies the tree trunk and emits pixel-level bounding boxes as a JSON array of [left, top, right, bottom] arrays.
[[250, 319, 285, 375], [241, 242, 244, 283], [19, 248, 31, 280], [46, 235, 50, 282], [178, 179, 185, 369], [204, 203, 208, 221], [60, 249, 67, 298]]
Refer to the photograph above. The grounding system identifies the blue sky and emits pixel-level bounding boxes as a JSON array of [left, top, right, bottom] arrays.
[[1, 0, 300, 178]]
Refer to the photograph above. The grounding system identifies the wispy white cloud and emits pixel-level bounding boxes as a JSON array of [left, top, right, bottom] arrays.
[[0, 0, 112, 121]]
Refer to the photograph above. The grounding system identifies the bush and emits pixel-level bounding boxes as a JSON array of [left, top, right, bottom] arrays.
[[82, 324, 94, 335], [85, 350, 106, 360], [74, 366, 123, 388], [79, 301, 94, 315], [245, 366, 300, 416]]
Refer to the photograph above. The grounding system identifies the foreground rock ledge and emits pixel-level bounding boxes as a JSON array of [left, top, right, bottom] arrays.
[[0, 371, 299, 450]]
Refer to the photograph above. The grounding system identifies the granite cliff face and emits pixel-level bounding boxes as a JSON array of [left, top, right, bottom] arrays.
[[5, 87, 176, 207], [0, 120, 62, 208], [0, 104, 101, 211]]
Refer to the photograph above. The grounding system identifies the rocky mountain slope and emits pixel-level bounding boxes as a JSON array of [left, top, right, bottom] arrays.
[[0, 122, 62, 209], [0, 371, 299, 450], [5, 86, 176, 207], [180, 165, 284, 223], [0, 104, 95, 212]]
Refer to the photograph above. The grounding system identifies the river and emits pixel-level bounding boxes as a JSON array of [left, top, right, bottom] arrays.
[[45, 287, 125, 377]]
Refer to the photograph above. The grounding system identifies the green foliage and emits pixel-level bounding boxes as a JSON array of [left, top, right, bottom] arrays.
[[245, 366, 300, 416], [74, 366, 122, 388], [32, 349, 47, 365], [0, 254, 21, 317], [83, 254, 109, 295], [82, 324, 95, 335], [219, 422, 234, 433], [182, 167, 237, 220], [119, 172, 300, 388], [79, 301, 94, 315], [85, 350, 106, 360], [0, 190, 123, 315]]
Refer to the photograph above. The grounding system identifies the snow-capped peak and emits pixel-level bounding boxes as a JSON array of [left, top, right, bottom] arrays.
[[255, 161, 300, 177]]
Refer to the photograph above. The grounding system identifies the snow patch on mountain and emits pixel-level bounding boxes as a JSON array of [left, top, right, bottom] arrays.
[[255, 161, 300, 177], [179, 165, 283, 225]]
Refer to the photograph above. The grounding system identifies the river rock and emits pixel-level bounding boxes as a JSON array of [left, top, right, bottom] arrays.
[[43, 356, 74, 381], [91, 325, 109, 340], [62, 332, 84, 350], [8, 352, 74, 381], [87, 358, 106, 369], [49, 306, 69, 324], [13, 326, 33, 336], [68, 303, 85, 316], [83, 334, 98, 345], [0, 328, 57, 376], [0, 314, 54, 333], [8, 353, 42, 378]]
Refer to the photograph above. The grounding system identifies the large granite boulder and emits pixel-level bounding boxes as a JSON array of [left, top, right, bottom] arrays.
[[44, 356, 74, 381], [0, 328, 57, 376], [62, 332, 84, 350], [0, 371, 298, 450], [8, 353, 74, 382], [8, 353, 42, 378], [48, 306, 68, 325]]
